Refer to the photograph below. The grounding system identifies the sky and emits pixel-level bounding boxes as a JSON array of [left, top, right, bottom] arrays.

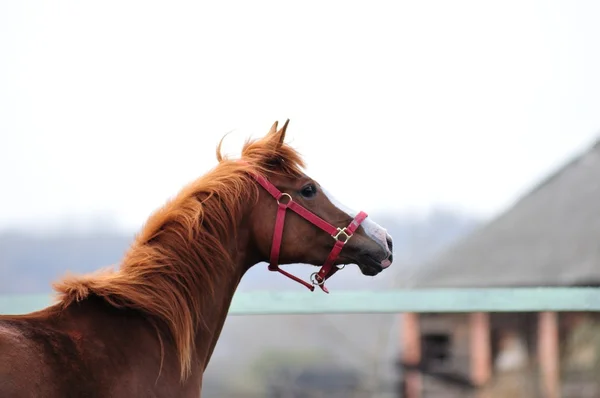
[[1, 0, 600, 232]]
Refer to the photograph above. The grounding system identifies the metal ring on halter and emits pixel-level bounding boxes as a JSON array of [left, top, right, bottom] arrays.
[[336, 264, 346, 270], [310, 272, 325, 286], [277, 193, 293, 206]]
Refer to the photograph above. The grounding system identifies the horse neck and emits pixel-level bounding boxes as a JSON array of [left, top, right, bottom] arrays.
[[193, 233, 251, 369], [151, 206, 256, 373], [109, 202, 258, 385]]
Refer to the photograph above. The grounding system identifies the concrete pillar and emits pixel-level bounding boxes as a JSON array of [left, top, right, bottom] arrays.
[[402, 312, 422, 398], [538, 311, 560, 398], [470, 312, 492, 398]]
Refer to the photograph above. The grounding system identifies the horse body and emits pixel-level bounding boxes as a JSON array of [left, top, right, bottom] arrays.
[[0, 120, 394, 397], [0, 217, 248, 397], [0, 296, 228, 397]]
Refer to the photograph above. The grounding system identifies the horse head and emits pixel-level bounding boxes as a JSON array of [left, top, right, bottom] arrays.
[[235, 119, 393, 292]]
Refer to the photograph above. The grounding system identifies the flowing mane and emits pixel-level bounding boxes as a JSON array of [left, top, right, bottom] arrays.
[[52, 127, 305, 380]]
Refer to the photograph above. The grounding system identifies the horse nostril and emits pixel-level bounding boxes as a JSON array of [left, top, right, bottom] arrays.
[[386, 235, 393, 253]]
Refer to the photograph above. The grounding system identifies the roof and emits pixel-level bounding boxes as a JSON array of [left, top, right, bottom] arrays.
[[404, 137, 600, 288]]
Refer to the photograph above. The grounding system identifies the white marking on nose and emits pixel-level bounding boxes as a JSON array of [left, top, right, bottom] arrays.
[[321, 186, 391, 256]]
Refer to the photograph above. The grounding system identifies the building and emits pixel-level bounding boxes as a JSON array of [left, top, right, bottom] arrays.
[[399, 138, 600, 398]]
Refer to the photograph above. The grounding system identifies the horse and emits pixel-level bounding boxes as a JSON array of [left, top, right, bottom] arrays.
[[0, 119, 394, 397]]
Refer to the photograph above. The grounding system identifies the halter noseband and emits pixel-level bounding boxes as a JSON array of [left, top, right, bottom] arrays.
[[250, 172, 368, 293]]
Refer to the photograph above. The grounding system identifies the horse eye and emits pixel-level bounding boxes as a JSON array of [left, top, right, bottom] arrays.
[[300, 184, 318, 199]]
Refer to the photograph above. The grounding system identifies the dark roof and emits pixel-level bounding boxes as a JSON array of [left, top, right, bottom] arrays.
[[404, 137, 600, 288]]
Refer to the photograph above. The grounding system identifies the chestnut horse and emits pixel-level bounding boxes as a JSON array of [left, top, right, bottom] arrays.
[[0, 120, 393, 397]]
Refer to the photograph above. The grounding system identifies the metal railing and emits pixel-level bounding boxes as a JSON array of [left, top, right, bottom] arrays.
[[2, 287, 600, 315]]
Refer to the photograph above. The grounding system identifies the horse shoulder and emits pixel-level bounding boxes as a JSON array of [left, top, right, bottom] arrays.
[[0, 319, 52, 397]]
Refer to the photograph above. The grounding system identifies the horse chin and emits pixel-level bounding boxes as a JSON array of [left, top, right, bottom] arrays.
[[357, 263, 384, 276], [356, 257, 386, 276]]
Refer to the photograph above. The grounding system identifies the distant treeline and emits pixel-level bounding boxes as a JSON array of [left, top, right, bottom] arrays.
[[0, 209, 480, 294]]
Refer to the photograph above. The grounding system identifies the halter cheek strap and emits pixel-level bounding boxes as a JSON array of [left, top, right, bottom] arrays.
[[250, 172, 368, 293]]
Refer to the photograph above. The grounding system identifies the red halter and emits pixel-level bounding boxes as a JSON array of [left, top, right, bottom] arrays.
[[250, 172, 368, 293]]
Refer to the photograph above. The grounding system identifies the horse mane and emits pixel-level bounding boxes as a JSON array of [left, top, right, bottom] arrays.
[[52, 123, 304, 381]]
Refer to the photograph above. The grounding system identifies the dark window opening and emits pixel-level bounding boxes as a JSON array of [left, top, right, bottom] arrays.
[[421, 333, 452, 367]]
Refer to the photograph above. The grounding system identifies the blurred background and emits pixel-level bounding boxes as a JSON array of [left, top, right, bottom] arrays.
[[2, 1, 600, 397]]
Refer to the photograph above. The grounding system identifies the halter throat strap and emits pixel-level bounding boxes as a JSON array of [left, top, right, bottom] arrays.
[[250, 172, 368, 293]]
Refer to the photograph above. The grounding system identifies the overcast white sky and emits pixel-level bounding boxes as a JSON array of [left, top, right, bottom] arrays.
[[1, 1, 600, 232]]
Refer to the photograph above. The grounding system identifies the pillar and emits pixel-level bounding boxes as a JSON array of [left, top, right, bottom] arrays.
[[538, 311, 560, 398], [402, 312, 422, 398], [470, 312, 492, 398]]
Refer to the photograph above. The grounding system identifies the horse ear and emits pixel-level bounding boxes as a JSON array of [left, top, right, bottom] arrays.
[[268, 121, 279, 136], [261, 119, 290, 169], [271, 119, 289, 148]]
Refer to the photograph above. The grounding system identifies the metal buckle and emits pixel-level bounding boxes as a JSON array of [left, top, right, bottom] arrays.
[[332, 227, 352, 243], [277, 193, 292, 207], [310, 272, 325, 286]]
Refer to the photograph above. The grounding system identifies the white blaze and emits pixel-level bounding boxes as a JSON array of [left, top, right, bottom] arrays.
[[320, 186, 391, 253]]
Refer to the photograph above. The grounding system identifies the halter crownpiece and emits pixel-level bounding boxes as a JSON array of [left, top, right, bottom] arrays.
[[248, 170, 368, 293]]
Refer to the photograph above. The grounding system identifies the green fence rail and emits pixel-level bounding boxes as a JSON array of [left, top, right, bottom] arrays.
[[1, 287, 600, 316]]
